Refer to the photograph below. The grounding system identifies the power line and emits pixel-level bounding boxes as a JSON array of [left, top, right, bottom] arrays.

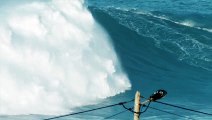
[[141, 95, 212, 116], [104, 109, 129, 119], [43, 99, 134, 120], [154, 101, 212, 116], [140, 102, 151, 113], [146, 106, 196, 120], [42, 91, 212, 120], [120, 98, 195, 120]]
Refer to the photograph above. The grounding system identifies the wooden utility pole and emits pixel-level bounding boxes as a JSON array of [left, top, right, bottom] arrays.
[[134, 91, 141, 120]]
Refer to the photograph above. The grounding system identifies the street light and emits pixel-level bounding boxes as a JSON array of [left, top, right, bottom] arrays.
[[149, 89, 167, 101]]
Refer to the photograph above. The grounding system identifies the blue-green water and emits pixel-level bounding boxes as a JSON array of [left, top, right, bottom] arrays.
[[0, 0, 212, 120]]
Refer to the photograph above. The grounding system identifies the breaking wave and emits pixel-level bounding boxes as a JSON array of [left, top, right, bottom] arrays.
[[0, 0, 131, 115]]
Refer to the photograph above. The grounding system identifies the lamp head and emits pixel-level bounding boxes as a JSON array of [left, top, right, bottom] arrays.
[[149, 89, 167, 101]]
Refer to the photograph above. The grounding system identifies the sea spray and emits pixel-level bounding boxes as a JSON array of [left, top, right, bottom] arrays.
[[0, 0, 131, 115]]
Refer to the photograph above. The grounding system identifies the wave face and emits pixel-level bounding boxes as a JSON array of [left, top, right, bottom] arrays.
[[99, 8, 212, 71], [89, 4, 212, 120], [0, 0, 131, 115]]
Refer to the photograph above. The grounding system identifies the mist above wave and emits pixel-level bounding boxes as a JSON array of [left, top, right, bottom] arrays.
[[0, 0, 131, 115]]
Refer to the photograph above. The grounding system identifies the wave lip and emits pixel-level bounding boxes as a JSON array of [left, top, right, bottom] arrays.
[[0, 0, 131, 115]]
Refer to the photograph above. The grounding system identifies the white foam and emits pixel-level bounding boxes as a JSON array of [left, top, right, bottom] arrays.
[[0, 0, 131, 115], [180, 20, 195, 27]]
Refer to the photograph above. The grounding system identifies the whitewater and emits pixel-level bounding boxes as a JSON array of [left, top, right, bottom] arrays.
[[0, 0, 131, 115]]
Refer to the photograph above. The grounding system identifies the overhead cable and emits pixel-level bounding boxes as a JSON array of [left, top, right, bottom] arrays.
[[104, 109, 129, 119], [146, 106, 196, 120], [43, 99, 134, 120], [155, 101, 212, 116]]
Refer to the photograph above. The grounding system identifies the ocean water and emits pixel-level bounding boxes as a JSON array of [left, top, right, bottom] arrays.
[[0, 0, 212, 120]]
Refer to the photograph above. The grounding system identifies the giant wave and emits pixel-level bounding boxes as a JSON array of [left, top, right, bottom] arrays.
[[0, 0, 131, 115]]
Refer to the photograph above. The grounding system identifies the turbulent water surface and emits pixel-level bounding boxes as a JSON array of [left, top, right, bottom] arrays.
[[0, 0, 212, 120]]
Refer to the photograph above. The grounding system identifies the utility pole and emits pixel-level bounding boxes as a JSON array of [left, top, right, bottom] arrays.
[[134, 91, 141, 120], [133, 90, 167, 120]]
